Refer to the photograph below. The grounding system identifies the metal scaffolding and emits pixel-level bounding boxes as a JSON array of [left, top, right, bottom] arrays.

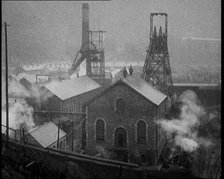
[[68, 4, 106, 81], [141, 13, 174, 98]]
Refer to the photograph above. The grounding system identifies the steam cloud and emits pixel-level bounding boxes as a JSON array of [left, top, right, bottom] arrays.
[[2, 99, 35, 136], [156, 90, 212, 152], [2, 77, 53, 136]]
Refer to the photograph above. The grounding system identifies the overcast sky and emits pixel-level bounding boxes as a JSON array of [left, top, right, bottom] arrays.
[[2, 0, 221, 65]]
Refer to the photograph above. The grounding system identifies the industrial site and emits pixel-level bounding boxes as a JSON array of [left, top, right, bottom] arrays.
[[1, 1, 221, 179]]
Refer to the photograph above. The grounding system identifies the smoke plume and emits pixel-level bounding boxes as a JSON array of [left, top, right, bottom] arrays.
[[156, 90, 212, 153], [1, 77, 53, 136], [29, 84, 54, 104], [2, 99, 35, 135]]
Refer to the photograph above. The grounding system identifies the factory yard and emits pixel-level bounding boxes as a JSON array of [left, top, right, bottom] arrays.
[[2, 1, 221, 178]]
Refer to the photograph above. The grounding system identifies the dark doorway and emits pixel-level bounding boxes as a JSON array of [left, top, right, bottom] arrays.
[[114, 127, 127, 148]]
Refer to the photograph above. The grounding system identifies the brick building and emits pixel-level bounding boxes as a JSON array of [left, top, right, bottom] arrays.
[[32, 75, 104, 140], [41, 75, 102, 114], [83, 74, 167, 165]]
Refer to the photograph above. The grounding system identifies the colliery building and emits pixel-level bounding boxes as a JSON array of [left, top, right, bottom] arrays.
[[42, 75, 102, 113], [35, 75, 104, 123], [83, 74, 167, 165]]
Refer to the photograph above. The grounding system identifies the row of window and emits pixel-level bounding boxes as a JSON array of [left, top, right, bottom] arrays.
[[61, 104, 78, 113], [95, 119, 147, 144]]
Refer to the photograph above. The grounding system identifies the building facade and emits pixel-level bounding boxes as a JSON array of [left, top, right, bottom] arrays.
[[83, 75, 167, 165]]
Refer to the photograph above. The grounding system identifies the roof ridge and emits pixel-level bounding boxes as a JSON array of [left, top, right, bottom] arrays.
[[123, 74, 166, 96]]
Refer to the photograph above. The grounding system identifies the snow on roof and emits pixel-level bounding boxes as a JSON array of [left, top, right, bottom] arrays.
[[43, 75, 101, 100], [110, 68, 123, 78], [15, 73, 37, 83], [105, 62, 115, 66], [138, 61, 144, 66], [105, 61, 144, 67], [125, 61, 138, 66], [122, 75, 167, 105], [28, 122, 67, 148]]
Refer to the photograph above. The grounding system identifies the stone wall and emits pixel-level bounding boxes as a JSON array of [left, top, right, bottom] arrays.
[[3, 140, 142, 179]]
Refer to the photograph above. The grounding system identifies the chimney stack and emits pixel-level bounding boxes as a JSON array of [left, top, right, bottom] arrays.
[[82, 3, 89, 46]]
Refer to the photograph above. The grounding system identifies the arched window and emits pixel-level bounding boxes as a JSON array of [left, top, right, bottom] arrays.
[[114, 127, 127, 147], [96, 119, 105, 142], [115, 98, 125, 114], [137, 120, 147, 144], [69, 104, 73, 112]]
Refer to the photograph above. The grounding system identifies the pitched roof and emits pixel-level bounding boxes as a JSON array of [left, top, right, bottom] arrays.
[[84, 74, 167, 107], [105, 71, 112, 79], [28, 122, 67, 148], [43, 75, 101, 100], [122, 75, 167, 105], [15, 73, 37, 83]]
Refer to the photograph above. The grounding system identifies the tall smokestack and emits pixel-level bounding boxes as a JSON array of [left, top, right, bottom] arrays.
[[82, 3, 89, 45]]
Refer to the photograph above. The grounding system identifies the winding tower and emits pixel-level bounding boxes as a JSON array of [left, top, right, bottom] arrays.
[[68, 3, 106, 84], [141, 13, 174, 99]]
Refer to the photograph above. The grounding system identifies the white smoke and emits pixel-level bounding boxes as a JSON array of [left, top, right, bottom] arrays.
[[156, 90, 212, 153], [1, 77, 53, 136], [2, 99, 35, 136], [3, 77, 53, 104], [8, 79, 30, 98], [29, 84, 54, 104], [174, 136, 198, 153]]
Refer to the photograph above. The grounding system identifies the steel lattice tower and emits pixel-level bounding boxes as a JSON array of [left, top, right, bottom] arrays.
[[141, 13, 174, 98], [68, 3, 106, 84]]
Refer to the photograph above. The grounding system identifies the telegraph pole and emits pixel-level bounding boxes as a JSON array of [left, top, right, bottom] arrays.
[[57, 120, 60, 148], [71, 127, 74, 152], [4, 22, 10, 147]]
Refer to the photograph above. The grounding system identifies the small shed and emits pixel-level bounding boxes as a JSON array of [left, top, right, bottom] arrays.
[[26, 122, 67, 150]]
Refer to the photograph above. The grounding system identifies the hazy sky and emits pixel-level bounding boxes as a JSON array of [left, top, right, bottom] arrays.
[[2, 0, 221, 64]]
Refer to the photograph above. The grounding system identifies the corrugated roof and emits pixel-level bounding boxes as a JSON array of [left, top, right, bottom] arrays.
[[122, 75, 167, 105], [43, 75, 101, 100], [28, 122, 67, 148]]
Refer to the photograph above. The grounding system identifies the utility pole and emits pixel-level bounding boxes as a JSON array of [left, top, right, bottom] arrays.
[[57, 120, 60, 149], [71, 127, 74, 152], [4, 22, 10, 147]]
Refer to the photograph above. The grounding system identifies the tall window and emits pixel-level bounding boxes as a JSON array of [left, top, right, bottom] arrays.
[[69, 105, 73, 112], [137, 120, 147, 144], [96, 119, 105, 142], [115, 98, 125, 114], [114, 127, 127, 147]]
